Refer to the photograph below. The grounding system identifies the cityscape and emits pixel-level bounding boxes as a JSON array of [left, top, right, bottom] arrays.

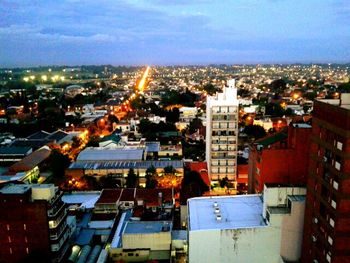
[[1, 1, 350, 263]]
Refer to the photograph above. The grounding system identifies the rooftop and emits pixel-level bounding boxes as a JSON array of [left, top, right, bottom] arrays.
[[0, 184, 31, 194], [69, 160, 184, 170], [0, 146, 32, 155], [76, 147, 144, 161], [124, 221, 172, 234], [8, 146, 51, 172], [255, 132, 287, 148], [188, 195, 266, 231]]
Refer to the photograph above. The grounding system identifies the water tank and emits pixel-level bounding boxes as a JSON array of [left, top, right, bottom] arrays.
[[86, 245, 102, 263], [76, 245, 92, 263]]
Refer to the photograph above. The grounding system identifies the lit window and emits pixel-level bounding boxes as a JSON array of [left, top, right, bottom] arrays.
[[23, 224, 26, 230], [6, 224, 10, 231], [331, 200, 337, 209], [336, 141, 343, 150], [328, 236, 333, 245], [8, 236, 11, 243], [9, 248, 12, 254], [329, 218, 335, 228], [26, 247, 29, 254]]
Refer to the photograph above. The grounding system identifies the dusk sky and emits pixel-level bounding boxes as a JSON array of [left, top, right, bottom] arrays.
[[0, 0, 349, 67]]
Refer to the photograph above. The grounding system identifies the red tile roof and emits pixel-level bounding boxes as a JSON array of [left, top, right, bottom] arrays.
[[96, 189, 123, 204], [8, 147, 51, 173], [96, 188, 174, 206]]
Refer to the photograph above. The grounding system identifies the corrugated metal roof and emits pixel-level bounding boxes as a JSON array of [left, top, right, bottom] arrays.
[[77, 148, 144, 161], [70, 160, 183, 170]]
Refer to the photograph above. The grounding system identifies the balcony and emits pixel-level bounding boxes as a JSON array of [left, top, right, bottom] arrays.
[[48, 209, 67, 229]]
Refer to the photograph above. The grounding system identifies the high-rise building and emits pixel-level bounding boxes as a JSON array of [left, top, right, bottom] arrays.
[[302, 94, 350, 263], [206, 79, 239, 186], [0, 184, 73, 263]]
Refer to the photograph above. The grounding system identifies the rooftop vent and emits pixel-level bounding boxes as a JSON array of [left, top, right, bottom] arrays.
[[216, 214, 222, 221], [213, 202, 218, 208], [214, 207, 220, 214]]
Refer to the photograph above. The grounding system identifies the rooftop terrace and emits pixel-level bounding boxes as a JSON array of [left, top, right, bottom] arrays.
[[188, 195, 266, 231]]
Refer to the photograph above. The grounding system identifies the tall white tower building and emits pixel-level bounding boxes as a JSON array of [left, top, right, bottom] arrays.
[[206, 79, 239, 186]]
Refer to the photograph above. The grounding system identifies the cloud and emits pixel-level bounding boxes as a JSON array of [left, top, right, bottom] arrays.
[[0, 24, 116, 44]]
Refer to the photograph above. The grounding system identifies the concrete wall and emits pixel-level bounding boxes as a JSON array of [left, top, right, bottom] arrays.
[[189, 227, 281, 263], [280, 200, 305, 262], [123, 232, 171, 250]]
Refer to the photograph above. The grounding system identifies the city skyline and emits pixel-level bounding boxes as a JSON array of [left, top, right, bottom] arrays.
[[1, 0, 350, 67]]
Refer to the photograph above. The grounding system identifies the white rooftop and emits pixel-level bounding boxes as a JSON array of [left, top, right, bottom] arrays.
[[77, 147, 144, 161], [188, 195, 266, 231], [62, 191, 101, 209]]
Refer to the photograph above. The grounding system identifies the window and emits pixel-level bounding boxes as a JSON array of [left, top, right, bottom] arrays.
[[26, 247, 29, 254], [8, 236, 11, 243], [23, 224, 26, 230], [331, 200, 337, 209], [336, 141, 343, 150], [6, 224, 10, 231], [333, 181, 339, 190], [9, 248, 12, 255], [329, 218, 335, 228], [328, 236, 333, 245]]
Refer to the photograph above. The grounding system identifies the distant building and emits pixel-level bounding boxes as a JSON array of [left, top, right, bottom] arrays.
[[302, 95, 350, 263], [67, 160, 184, 187], [110, 211, 173, 262], [248, 124, 312, 193], [0, 146, 51, 183], [0, 146, 32, 164], [187, 184, 306, 263], [206, 79, 239, 186], [0, 184, 74, 263]]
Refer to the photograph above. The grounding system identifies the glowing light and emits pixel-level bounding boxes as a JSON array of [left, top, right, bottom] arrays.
[[136, 66, 150, 92], [41, 75, 47, 81], [23, 77, 29, 82]]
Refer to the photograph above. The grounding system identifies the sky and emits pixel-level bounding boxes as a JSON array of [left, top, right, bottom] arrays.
[[0, 0, 349, 67]]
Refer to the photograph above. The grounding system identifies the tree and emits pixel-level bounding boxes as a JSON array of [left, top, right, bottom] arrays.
[[71, 136, 82, 149], [50, 149, 71, 178], [107, 114, 119, 124], [86, 135, 100, 147], [244, 125, 267, 140], [145, 165, 158, 189], [203, 83, 220, 95], [126, 168, 137, 188], [188, 117, 203, 134], [269, 79, 286, 93], [219, 176, 229, 188], [163, 165, 176, 175], [265, 102, 285, 117]]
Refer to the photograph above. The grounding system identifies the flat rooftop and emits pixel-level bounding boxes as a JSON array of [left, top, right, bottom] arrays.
[[188, 195, 266, 231], [76, 147, 144, 161], [0, 184, 31, 194], [124, 221, 172, 234]]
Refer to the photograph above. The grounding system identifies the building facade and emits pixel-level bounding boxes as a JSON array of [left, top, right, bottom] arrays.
[[302, 95, 350, 263], [206, 79, 239, 185], [0, 184, 72, 263], [187, 184, 306, 263], [248, 123, 312, 193]]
